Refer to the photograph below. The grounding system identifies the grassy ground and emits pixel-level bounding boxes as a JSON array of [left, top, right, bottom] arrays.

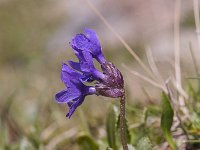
[[1, 0, 200, 150]]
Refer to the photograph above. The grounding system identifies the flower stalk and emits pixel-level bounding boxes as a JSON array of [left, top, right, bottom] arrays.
[[120, 94, 128, 150]]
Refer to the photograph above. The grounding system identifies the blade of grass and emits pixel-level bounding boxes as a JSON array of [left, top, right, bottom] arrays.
[[165, 81, 189, 140], [45, 127, 77, 150], [189, 42, 199, 75], [78, 108, 92, 136], [161, 92, 177, 150], [122, 64, 167, 93], [146, 46, 164, 85], [174, 0, 189, 117], [106, 105, 118, 150], [84, 0, 156, 81], [174, 0, 181, 88], [193, 0, 200, 52]]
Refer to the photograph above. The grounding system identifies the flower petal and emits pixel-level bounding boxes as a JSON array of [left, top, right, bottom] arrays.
[[80, 75, 94, 82], [70, 34, 91, 52], [55, 89, 80, 103], [66, 96, 85, 118], [68, 60, 81, 72], [61, 63, 83, 86], [75, 51, 105, 81], [68, 60, 95, 82], [84, 28, 100, 48], [79, 51, 94, 72]]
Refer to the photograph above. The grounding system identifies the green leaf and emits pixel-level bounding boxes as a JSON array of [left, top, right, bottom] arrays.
[[161, 92, 177, 150], [77, 134, 99, 150], [137, 136, 152, 150], [106, 105, 119, 150], [116, 111, 131, 144], [191, 112, 200, 130], [129, 124, 147, 145], [117, 115, 131, 145]]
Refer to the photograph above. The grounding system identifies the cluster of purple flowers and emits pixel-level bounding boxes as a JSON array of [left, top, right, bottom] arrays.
[[55, 29, 124, 118]]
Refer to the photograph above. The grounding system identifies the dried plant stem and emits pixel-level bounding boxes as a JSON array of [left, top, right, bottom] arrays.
[[174, 0, 188, 115], [174, 0, 181, 87], [193, 0, 200, 52], [84, 0, 156, 81], [122, 64, 167, 93], [189, 43, 199, 75], [120, 94, 128, 150], [165, 83, 189, 141], [146, 47, 164, 85]]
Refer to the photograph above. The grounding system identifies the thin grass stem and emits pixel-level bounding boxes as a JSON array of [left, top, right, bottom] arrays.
[[174, 0, 181, 88], [146, 46, 164, 84], [84, 0, 156, 81], [193, 0, 200, 52], [78, 108, 92, 136], [45, 128, 77, 150], [122, 64, 167, 93], [165, 83, 189, 140], [174, 0, 188, 114], [189, 42, 199, 75]]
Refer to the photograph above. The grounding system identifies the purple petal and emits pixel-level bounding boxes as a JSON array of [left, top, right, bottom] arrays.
[[70, 34, 91, 53], [79, 51, 94, 72], [68, 60, 95, 82], [62, 63, 82, 77], [84, 28, 100, 48], [75, 51, 105, 81], [61, 63, 83, 85], [68, 60, 81, 72], [66, 96, 85, 118], [80, 75, 94, 82], [55, 89, 80, 103], [70, 31, 105, 63]]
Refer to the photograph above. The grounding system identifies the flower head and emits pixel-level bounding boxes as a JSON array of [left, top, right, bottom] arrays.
[[95, 61, 124, 98], [70, 28, 106, 63], [68, 50, 104, 82], [55, 63, 96, 118], [55, 29, 124, 118]]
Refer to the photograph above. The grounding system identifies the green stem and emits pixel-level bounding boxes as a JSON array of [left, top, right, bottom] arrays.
[[120, 95, 128, 150]]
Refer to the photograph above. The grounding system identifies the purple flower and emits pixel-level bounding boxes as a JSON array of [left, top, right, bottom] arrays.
[[68, 50, 105, 82], [70, 28, 106, 64], [55, 63, 96, 118], [55, 29, 124, 118]]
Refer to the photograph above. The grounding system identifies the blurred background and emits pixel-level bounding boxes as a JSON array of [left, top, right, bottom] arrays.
[[0, 0, 199, 149]]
